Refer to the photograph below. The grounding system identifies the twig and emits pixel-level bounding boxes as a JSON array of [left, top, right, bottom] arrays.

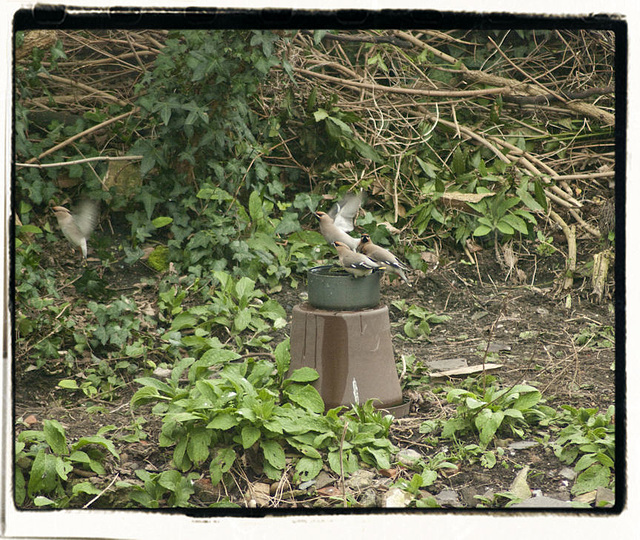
[[37, 71, 129, 107], [339, 420, 349, 508], [549, 209, 577, 291], [17, 155, 142, 169], [293, 67, 508, 99], [26, 108, 139, 165], [83, 473, 119, 508]]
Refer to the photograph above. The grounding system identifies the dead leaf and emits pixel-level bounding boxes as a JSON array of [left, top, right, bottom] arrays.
[[318, 486, 341, 497], [509, 465, 531, 500], [420, 251, 439, 264], [430, 363, 503, 378], [24, 414, 38, 426], [441, 191, 495, 211], [465, 238, 483, 253]]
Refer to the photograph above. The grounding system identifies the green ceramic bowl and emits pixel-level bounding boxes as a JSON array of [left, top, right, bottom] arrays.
[[307, 265, 381, 311]]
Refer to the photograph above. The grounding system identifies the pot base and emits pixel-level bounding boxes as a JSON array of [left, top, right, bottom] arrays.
[[289, 303, 406, 417]]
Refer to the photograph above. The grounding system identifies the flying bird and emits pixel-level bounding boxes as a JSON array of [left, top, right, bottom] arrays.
[[52, 201, 97, 259]]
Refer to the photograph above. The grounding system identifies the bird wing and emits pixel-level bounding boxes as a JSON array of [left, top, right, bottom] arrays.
[[74, 200, 98, 237], [328, 191, 364, 233]]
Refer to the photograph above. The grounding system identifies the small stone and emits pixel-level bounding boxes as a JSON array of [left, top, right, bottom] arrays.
[[574, 490, 597, 504], [395, 448, 422, 467], [152, 367, 172, 379], [426, 358, 468, 372], [460, 486, 481, 508], [512, 495, 573, 508], [345, 469, 376, 490], [595, 486, 615, 507], [298, 479, 315, 490], [510, 466, 531, 500], [559, 467, 577, 481], [314, 471, 336, 490], [508, 440, 538, 451], [435, 489, 462, 508], [487, 341, 511, 353], [358, 488, 378, 507], [384, 488, 412, 508]]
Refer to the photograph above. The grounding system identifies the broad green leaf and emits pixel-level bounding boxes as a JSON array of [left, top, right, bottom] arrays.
[[295, 456, 323, 481], [43, 419, 68, 456], [187, 429, 211, 465], [477, 410, 505, 446], [73, 436, 119, 460], [248, 191, 264, 223], [501, 213, 529, 234], [286, 367, 319, 383], [241, 425, 261, 449], [274, 339, 290, 379], [57, 379, 79, 390], [496, 220, 514, 235], [473, 224, 492, 237], [513, 390, 541, 410], [260, 439, 286, 470], [233, 310, 252, 332], [313, 108, 329, 122], [286, 385, 324, 414], [207, 413, 239, 430]]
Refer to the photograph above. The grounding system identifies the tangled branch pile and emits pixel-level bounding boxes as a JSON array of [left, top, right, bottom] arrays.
[[16, 27, 616, 296]]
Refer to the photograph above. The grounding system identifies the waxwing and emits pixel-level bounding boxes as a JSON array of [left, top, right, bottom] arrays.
[[314, 191, 364, 251], [52, 201, 97, 259], [357, 233, 410, 285], [333, 240, 384, 277]]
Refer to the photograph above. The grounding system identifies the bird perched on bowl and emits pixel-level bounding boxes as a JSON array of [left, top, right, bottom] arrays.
[[314, 191, 364, 251], [52, 200, 98, 259], [357, 233, 410, 285], [333, 240, 384, 277]]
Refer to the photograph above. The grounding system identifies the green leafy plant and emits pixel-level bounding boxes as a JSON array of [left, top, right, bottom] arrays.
[[391, 300, 450, 339], [574, 324, 614, 349], [469, 188, 536, 240], [15, 420, 119, 508], [551, 405, 615, 496], [130, 339, 398, 501], [163, 271, 287, 350], [441, 382, 555, 447]]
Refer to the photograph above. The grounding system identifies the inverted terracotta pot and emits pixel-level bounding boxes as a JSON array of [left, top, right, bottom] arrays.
[[289, 303, 408, 417], [307, 265, 381, 311]]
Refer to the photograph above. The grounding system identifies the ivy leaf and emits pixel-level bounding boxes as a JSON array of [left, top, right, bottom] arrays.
[[152, 216, 173, 228]]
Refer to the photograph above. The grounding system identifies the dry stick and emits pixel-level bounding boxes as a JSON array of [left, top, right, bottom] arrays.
[[26, 108, 139, 165], [82, 473, 119, 508], [396, 30, 614, 125], [293, 67, 508, 99], [550, 209, 577, 291], [17, 155, 142, 169], [37, 71, 129, 107], [339, 420, 349, 508], [393, 153, 402, 223], [490, 138, 583, 207], [419, 108, 511, 163], [488, 36, 568, 104], [569, 209, 600, 238]]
